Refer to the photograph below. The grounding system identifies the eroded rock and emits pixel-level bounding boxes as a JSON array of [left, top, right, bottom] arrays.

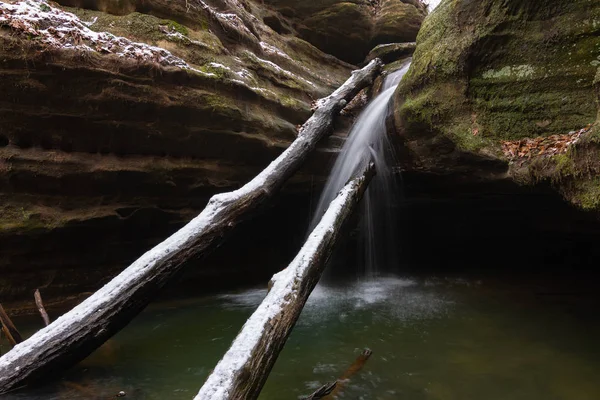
[[262, 0, 426, 64], [0, 0, 359, 307], [365, 42, 416, 64], [393, 0, 600, 211]]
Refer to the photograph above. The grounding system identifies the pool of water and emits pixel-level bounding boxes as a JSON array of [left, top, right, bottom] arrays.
[[4, 274, 600, 399]]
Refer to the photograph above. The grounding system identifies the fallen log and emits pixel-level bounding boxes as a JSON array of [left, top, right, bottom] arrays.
[[34, 289, 51, 327], [0, 304, 22, 347], [197, 162, 375, 400], [0, 58, 383, 394]]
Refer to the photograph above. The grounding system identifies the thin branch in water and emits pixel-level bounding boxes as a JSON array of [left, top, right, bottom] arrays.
[[0, 304, 22, 346], [34, 289, 51, 326], [303, 381, 337, 400], [328, 348, 373, 398]]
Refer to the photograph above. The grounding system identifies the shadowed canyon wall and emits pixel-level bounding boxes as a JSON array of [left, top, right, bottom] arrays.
[[0, 0, 424, 309]]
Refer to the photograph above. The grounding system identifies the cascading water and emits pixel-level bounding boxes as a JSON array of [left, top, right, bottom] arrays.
[[310, 61, 411, 277]]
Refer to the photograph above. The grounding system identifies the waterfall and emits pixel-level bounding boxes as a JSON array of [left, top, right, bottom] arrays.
[[310, 61, 411, 277]]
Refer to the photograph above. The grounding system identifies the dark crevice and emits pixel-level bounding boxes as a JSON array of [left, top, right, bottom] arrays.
[[15, 136, 33, 149], [40, 137, 54, 150], [263, 15, 292, 35], [59, 140, 73, 153]]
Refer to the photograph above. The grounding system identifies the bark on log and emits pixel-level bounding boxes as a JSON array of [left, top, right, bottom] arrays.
[[0, 58, 383, 394], [34, 289, 51, 327], [0, 304, 22, 347], [196, 162, 375, 400]]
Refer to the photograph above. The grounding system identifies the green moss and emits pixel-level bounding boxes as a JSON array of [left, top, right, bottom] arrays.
[[162, 20, 189, 36], [197, 62, 228, 80], [572, 178, 600, 210], [590, 123, 600, 142], [553, 153, 577, 177], [372, 0, 423, 45], [278, 93, 307, 112], [63, 8, 213, 46], [449, 123, 493, 153], [64, 8, 166, 43], [200, 92, 245, 120], [0, 206, 53, 233]]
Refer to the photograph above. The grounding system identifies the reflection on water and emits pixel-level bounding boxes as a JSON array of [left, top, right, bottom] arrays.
[[4, 276, 600, 400]]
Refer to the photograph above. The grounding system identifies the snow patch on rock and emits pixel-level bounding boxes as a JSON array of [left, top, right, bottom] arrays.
[[245, 50, 316, 88], [260, 41, 292, 61], [0, 0, 213, 75]]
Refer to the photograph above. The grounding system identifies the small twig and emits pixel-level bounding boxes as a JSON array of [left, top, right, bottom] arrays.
[[34, 289, 51, 326], [0, 304, 23, 346], [304, 381, 337, 400]]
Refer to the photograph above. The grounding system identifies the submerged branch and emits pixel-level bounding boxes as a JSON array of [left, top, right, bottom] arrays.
[[304, 382, 337, 400], [0, 305, 22, 347], [328, 348, 373, 398]]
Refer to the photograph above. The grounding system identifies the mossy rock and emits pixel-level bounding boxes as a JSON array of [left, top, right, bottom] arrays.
[[397, 0, 599, 143], [263, 0, 425, 64], [298, 2, 372, 64], [371, 0, 424, 48], [365, 42, 416, 64], [393, 0, 600, 211]]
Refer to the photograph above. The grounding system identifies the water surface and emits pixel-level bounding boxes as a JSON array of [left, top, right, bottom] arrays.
[[4, 276, 600, 400]]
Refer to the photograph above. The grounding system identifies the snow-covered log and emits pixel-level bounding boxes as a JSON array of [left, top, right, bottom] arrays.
[[196, 162, 375, 400], [0, 58, 383, 394]]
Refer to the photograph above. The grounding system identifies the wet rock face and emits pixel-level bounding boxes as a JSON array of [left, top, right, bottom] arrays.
[[262, 0, 426, 64], [365, 42, 416, 64], [393, 0, 600, 211], [0, 0, 366, 307]]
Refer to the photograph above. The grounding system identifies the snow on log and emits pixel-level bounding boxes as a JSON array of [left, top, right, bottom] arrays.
[[0, 58, 383, 394], [196, 162, 375, 400]]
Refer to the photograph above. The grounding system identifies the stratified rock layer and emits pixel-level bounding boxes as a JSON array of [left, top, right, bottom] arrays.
[[262, 0, 426, 64], [0, 0, 362, 307]]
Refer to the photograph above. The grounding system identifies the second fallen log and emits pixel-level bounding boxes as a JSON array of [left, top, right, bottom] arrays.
[[197, 162, 375, 400]]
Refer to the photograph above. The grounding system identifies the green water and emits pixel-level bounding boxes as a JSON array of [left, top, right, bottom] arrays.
[[4, 275, 600, 400]]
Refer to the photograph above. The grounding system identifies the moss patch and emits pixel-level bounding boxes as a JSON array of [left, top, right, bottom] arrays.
[[572, 178, 600, 210]]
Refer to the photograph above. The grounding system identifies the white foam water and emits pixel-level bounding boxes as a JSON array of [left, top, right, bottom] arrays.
[[310, 61, 411, 276]]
